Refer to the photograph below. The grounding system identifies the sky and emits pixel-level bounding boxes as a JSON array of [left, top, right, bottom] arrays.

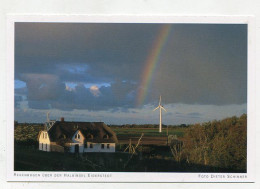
[[14, 23, 247, 125]]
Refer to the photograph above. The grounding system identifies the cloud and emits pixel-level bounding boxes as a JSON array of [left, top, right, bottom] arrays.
[[19, 74, 65, 101], [187, 112, 203, 118], [148, 24, 247, 105], [90, 85, 101, 97], [18, 79, 138, 111], [15, 23, 247, 114], [15, 86, 27, 96], [15, 95, 23, 108], [14, 103, 247, 124], [65, 85, 74, 92], [28, 100, 53, 109]]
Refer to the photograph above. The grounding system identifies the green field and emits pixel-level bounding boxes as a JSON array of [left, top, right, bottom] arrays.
[[14, 115, 246, 172], [14, 143, 243, 172], [14, 143, 174, 172], [14, 144, 129, 171], [111, 127, 186, 138], [14, 124, 186, 142]]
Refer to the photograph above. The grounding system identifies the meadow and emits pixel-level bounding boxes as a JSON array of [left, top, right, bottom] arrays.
[[111, 127, 186, 137], [14, 114, 247, 172], [14, 143, 242, 172]]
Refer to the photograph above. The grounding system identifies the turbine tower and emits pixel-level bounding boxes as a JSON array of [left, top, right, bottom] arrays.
[[153, 96, 167, 133], [46, 111, 50, 122]]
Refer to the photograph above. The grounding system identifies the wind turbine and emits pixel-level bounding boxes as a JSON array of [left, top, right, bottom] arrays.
[[153, 96, 167, 133], [46, 111, 50, 122]]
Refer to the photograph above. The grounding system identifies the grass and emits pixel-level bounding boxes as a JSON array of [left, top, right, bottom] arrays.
[[14, 121, 246, 173], [111, 127, 186, 137], [14, 144, 141, 172], [14, 144, 115, 171], [14, 143, 245, 172], [14, 124, 186, 141], [14, 125, 187, 171]]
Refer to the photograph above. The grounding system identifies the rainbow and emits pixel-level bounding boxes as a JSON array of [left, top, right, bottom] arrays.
[[136, 25, 172, 106]]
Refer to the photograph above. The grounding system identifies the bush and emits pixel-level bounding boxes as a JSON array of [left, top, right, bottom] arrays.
[[181, 114, 247, 171]]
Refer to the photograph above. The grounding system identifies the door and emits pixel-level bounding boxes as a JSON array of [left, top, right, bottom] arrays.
[[75, 144, 79, 153]]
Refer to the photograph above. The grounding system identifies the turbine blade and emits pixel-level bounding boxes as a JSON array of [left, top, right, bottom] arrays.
[[159, 95, 161, 105], [161, 106, 167, 112], [153, 106, 159, 111]]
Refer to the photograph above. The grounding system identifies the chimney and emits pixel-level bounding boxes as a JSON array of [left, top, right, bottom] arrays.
[[60, 117, 65, 122]]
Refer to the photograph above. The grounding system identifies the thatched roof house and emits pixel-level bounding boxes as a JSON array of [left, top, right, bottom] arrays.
[[38, 119, 118, 153]]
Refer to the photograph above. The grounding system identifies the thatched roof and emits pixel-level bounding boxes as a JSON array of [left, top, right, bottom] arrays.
[[47, 121, 118, 143]]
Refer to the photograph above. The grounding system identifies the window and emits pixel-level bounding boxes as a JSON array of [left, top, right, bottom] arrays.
[[90, 143, 93, 148], [101, 144, 104, 149], [75, 133, 80, 139], [103, 134, 109, 139], [87, 134, 93, 139], [107, 144, 110, 149]]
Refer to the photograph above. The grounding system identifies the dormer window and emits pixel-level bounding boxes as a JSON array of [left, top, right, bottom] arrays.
[[87, 134, 93, 139], [59, 134, 66, 139], [75, 133, 80, 139], [103, 134, 109, 139], [43, 132, 47, 139]]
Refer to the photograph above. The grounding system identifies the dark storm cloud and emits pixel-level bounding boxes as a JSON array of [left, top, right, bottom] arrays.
[[150, 24, 247, 105], [15, 23, 158, 81], [23, 80, 136, 111], [187, 112, 203, 118], [28, 100, 52, 109], [15, 87, 27, 96], [15, 23, 247, 111], [20, 74, 65, 101], [15, 95, 23, 108]]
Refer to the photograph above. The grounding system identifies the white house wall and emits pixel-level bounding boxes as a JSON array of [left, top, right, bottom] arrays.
[[68, 130, 85, 153], [38, 131, 51, 152], [39, 129, 117, 153], [69, 143, 84, 153], [72, 130, 85, 143], [84, 143, 115, 153]]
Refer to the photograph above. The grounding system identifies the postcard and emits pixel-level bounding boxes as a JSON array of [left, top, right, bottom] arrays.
[[6, 15, 255, 183]]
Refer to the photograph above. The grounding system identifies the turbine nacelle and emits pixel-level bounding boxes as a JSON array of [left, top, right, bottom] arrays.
[[153, 105, 167, 112]]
